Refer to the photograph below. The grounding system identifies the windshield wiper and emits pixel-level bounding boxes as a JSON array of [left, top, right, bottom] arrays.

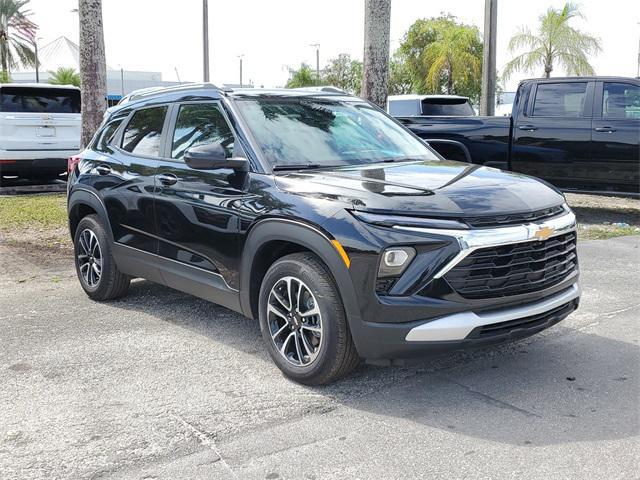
[[272, 163, 325, 171]]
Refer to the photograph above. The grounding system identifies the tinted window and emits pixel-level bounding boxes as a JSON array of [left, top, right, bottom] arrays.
[[236, 98, 438, 167], [0, 87, 80, 113], [602, 82, 640, 119], [172, 103, 234, 160], [421, 98, 475, 116], [533, 83, 587, 117], [95, 119, 123, 152], [121, 106, 167, 156]]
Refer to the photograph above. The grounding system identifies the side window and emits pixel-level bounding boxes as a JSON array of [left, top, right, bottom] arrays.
[[533, 82, 587, 117], [602, 83, 640, 119], [121, 106, 168, 156], [94, 119, 123, 153], [171, 103, 235, 160]]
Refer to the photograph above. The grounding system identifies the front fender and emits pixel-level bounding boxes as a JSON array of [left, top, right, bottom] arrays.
[[239, 218, 363, 333]]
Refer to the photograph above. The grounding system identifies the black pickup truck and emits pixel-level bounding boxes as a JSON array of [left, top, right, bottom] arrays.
[[395, 77, 640, 196]]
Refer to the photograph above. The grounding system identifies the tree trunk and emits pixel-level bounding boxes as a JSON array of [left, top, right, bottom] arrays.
[[361, 0, 391, 109], [447, 64, 453, 94], [78, 0, 107, 148]]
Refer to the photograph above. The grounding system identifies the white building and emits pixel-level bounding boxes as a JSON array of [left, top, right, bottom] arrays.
[[10, 36, 181, 101]]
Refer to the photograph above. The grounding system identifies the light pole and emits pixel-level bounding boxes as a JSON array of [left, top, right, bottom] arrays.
[[34, 39, 39, 82], [480, 0, 498, 116], [310, 43, 320, 85], [202, 0, 210, 82], [120, 67, 124, 97], [238, 54, 244, 87]]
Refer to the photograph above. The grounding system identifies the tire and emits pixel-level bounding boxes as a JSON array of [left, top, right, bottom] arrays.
[[73, 214, 130, 301], [258, 252, 360, 385]]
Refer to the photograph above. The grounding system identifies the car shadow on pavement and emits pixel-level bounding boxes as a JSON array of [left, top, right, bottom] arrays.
[[115, 279, 639, 448]]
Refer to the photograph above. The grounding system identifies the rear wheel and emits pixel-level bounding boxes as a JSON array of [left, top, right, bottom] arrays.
[[74, 215, 130, 300], [258, 252, 359, 385]]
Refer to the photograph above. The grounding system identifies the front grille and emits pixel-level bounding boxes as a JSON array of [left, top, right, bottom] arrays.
[[444, 232, 577, 299], [466, 301, 576, 339], [464, 205, 565, 228]]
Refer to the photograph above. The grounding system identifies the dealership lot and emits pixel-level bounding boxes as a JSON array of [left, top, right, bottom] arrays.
[[1, 236, 638, 480]]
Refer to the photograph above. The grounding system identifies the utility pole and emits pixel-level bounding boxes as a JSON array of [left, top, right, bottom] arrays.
[[120, 67, 124, 96], [202, 0, 210, 82], [310, 43, 320, 85], [34, 40, 39, 83], [480, 0, 497, 116], [637, 23, 639, 77], [238, 55, 244, 87]]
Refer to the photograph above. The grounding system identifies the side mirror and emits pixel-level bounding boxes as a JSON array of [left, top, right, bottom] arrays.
[[184, 143, 248, 171]]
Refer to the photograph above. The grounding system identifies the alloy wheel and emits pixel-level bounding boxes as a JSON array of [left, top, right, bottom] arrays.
[[267, 276, 323, 367], [77, 229, 102, 288]]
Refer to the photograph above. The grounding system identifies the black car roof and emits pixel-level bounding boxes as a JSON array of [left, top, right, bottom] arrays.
[[108, 83, 360, 115], [520, 76, 639, 84]]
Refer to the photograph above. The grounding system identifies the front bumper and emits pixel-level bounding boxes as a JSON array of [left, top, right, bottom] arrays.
[[351, 283, 580, 360]]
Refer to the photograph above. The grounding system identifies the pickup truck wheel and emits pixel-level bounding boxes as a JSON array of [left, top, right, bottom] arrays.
[[74, 215, 130, 301], [258, 252, 360, 385]]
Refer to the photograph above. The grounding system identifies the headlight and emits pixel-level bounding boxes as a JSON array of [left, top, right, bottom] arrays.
[[378, 247, 416, 277]]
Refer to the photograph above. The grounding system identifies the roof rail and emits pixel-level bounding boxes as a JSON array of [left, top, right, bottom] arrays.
[[292, 86, 348, 94], [119, 82, 225, 105]]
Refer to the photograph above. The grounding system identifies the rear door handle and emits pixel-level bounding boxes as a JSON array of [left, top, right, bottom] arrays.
[[157, 173, 178, 186], [594, 127, 616, 133], [518, 125, 538, 131], [95, 164, 112, 176]]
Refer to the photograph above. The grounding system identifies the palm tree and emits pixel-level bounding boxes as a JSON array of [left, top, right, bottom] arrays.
[[361, 0, 391, 108], [48, 67, 80, 87], [78, 0, 107, 148], [423, 21, 482, 95], [285, 63, 316, 88], [503, 2, 601, 79], [0, 0, 37, 78]]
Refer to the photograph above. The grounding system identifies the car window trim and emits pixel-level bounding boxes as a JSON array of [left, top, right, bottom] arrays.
[[529, 81, 592, 119], [113, 103, 172, 160]]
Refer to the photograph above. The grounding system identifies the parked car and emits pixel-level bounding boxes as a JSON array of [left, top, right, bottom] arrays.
[[67, 84, 580, 384], [387, 94, 476, 117], [393, 77, 640, 196], [0, 83, 81, 180]]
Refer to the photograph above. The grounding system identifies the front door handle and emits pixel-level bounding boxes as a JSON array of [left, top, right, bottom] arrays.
[[157, 173, 178, 186], [594, 126, 616, 133], [95, 164, 112, 176], [518, 125, 538, 131]]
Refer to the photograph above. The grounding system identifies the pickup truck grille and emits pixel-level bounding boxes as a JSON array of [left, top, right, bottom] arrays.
[[464, 205, 565, 228], [444, 232, 577, 299]]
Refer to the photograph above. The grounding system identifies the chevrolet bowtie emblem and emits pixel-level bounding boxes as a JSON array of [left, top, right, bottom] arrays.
[[534, 226, 554, 241]]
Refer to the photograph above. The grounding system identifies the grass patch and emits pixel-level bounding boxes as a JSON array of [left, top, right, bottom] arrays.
[[0, 193, 67, 230], [578, 225, 640, 240]]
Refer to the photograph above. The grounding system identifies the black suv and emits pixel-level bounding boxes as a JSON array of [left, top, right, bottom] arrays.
[[67, 84, 580, 385]]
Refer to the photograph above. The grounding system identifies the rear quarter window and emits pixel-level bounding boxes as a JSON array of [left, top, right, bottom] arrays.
[[0, 87, 81, 113]]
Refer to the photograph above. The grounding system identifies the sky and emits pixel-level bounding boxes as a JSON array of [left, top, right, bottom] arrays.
[[25, 0, 640, 91]]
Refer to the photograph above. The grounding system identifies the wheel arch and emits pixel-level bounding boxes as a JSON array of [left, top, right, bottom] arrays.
[[68, 188, 114, 242], [239, 219, 361, 327]]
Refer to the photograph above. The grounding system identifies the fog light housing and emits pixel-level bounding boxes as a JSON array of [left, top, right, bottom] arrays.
[[378, 247, 416, 278]]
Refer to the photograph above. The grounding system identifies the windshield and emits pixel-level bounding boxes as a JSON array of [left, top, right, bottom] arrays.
[[235, 97, 438, 168]]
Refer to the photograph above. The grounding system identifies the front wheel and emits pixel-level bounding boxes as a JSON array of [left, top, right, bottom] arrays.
[[258, 252, 360, 385]]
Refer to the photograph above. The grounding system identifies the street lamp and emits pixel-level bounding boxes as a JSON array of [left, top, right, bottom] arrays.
[[309, 43, 320, 85], [238, 54, 244, 87], [202, 0, 210, 82]]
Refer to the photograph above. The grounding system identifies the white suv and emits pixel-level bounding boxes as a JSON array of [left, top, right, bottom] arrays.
[[0, 83, 81, 180]]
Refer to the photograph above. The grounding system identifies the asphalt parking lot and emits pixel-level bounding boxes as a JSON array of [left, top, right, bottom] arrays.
[[1, 236, 638, 480]]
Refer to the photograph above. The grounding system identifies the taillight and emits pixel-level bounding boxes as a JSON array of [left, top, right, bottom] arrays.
[[68, 155, 81, 174]]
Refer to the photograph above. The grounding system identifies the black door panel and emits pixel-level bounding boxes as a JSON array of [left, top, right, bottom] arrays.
[[511, 81, 594, 189], [590, 81, 640, 194]]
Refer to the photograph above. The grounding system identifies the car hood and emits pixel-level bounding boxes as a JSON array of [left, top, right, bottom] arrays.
[[274, 160, 565, 217]]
